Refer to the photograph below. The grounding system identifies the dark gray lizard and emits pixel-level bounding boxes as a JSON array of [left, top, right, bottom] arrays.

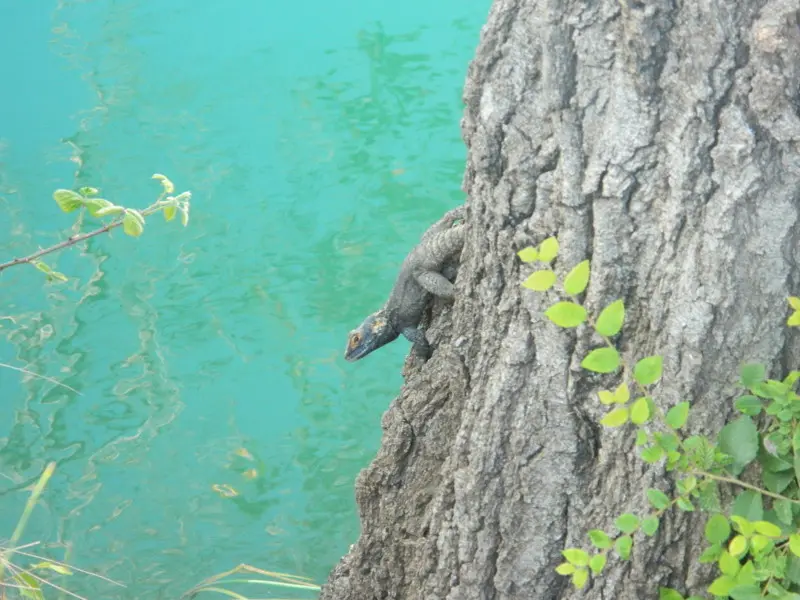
[[344, 206, 466, 362]]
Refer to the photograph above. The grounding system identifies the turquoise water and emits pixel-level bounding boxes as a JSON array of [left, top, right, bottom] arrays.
[[0, 1, 487, 598]]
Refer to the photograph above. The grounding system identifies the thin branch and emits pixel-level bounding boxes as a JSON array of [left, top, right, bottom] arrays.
[[694, 470, 800, 505], [0, 221, 119, 274], [0, 363, 82, 395], [1, 558, 90, 600]]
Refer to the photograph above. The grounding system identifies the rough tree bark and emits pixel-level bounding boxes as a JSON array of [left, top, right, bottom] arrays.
[[321, 1, 800, 598]]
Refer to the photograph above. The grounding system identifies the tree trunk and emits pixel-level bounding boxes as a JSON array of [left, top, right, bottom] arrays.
[[320, 1, 800, 598]]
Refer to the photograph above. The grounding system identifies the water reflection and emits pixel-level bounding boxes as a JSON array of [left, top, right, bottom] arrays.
[[0, 1, 486, 597]]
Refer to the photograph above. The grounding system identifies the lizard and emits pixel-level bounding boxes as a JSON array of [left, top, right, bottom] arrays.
[[344, 206, 466, 362]]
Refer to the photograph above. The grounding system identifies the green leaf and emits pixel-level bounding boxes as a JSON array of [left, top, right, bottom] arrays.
[[774, 498, 793, 524], [614, 535, 632, 560], [127, 208, 145, 225], [571, 568, 588, 589], [614, 383, 630, 404], [634, 355, 663, 386], [740, 363, 765, 388], [728, 535, 748, 558], [697, 481, 722, 512], [83, 197, 113, 217], [14, 573, 43, 600], [95, 204, 125, 217], [762, 469, 793, 494], [594, 299, 625, 337], [748, 534, 770, 555], [545, 302, 587, 328], [522, 270, 556, 292], [790, 534, 800, 557], [705, 514, 731, 544], [677, 476, 697, 495], [581, 347, 620, 374], [707, 575, 736, 596], [555, 562, 575, 575], [78, 186, 99, 196], [641, 445, 664, 463], [33, 261, 52, 274], [615, 513, 640, 534], [630, 397, 651, 425], [728, 584, 763, 600], [758, 441, 792, 472], [731, 491, 763, 522], [676, 497, 694, 511], [588, 530, 611, 549], [718, 416, 758, 475], [787, 554, 800, 585], [736, 561, 756, 586], [664, 402, 689, 429], [666, 450, 682, 468], [31, 561, 72, 575], [598, 390, 616, 405], [48, 270, 68, 283], [635, 429, 648, 446], [563, 260, 590, 295], [600, 407, 629, 427], [589, 554, 606, 575], [517, 246, 539, 263], [122, 212, 145, 237], [699, 544, 722, 563], [562, 548, 589, 566], [785, 370, 800, 386], [538, 237, 559, 262], [718, 550, 741, 576], [658, 588, 684, 600], [753, 520, 782, 538], [152, 173, 175, 193], [792, 427, 800, 491], [730, 515, 756, 537], [734, 395, 762, 416], [647, 488, 671, 510], [53, 189, 83, 212], [641, 516, 659, 536], [164, 205, 178, 221]]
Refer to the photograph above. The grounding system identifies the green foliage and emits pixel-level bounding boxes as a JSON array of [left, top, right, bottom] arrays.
[[522, 269, 556, 291], [719, 416, 758, 475], [0, 173, 192, 282], [563, 260, 590, 295], [601, 406, 629, 427], [517, 246, 539, 263], [634, 355, 663, 386], [582, 347, 621, 373], [517, 241, 800, 599], [0, 463, 121, 598], [666, 402, 690, 430], [595, 299, 625, 337], [538, 236, 559, 263], [545, 302, 587, 327]]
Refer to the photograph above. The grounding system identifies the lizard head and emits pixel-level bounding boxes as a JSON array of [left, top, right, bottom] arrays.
[[344, 310, 396, 361]]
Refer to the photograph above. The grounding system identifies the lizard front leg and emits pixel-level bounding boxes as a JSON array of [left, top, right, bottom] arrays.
[[401, 326, 432, 360], [415, 271, 456, 299]]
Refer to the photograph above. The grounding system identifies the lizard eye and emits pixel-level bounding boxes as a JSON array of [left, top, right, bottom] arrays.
[[349, 333, 362, 347]]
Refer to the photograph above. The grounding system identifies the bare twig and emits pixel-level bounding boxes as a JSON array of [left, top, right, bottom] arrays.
[[0, 221, 119, 274], [0, 363, 82, 395]]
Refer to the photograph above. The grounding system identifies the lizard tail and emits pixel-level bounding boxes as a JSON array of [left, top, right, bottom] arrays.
[[427, 223, 465, 263], [420, 205, 467, 243]]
